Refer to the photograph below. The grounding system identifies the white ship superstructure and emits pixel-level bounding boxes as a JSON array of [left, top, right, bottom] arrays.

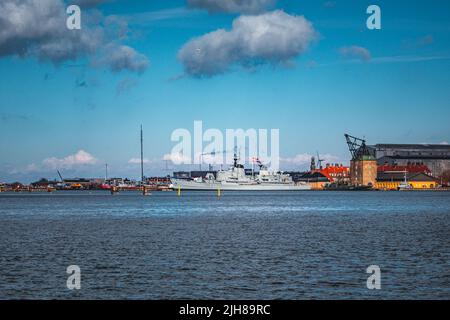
[[170, 154, 311, 191]]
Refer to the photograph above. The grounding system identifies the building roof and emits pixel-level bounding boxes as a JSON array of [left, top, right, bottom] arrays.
[[379, 155, 450, 160], [297, 171, 330, 182], [373, 144, 450, 150], [315, 166, 349, 182]]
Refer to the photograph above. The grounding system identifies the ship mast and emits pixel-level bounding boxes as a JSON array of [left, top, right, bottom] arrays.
[[140, 125, 144, 185]]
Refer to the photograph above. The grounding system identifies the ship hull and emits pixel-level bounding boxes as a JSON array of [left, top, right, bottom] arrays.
[[170, 179, 311, 191]]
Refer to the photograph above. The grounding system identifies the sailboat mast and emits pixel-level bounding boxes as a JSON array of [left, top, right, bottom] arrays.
[[140, 125, 144, 185]]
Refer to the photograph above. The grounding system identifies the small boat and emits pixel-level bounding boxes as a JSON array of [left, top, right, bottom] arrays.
[[398, 170, 413, 190]]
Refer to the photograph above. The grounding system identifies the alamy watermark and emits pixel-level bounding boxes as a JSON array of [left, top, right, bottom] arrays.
[[66, 5, 81, 30], [66, 265, 81, 290], [366, 265, 381, 290], [367, 5, 381, 30], [168, 121, 280, 171]]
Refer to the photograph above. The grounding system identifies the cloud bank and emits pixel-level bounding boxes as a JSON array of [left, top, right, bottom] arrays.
[[99, 45, 149, 73], [128, 158, 150, 164], [281, 153, 340, 167], [43, 150, 98, 169], [163, 153, 191, 164], [0, 0, 149, 73], [178, 10, 317, 77], [187, 0, 275, 14]]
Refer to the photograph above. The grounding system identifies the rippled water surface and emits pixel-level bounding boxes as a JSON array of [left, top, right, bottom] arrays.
[[0, 191, 449, 299]]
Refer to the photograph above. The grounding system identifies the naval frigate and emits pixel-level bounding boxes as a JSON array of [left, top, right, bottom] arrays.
[[170, 154, 311, 191]]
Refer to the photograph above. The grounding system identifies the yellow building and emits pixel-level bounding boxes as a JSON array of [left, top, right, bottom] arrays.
[[375, 172, 438, 190]]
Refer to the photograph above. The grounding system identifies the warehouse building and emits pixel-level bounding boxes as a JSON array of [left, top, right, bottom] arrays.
[[375, 172, 437, 190], [369, 144, 450, 177]]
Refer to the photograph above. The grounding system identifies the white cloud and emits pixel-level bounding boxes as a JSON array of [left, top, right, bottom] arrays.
[[163, 153, 191, 164], [281, 153, 340, 167], [98, 45, 149, 73], [281, 153, 312, 166], [339, 45, 371, 61], [24, 163, 40, 173], [0, 0, 148, 73], [128, 157, 149, 164], [178, 10, 317, 77], [43, 150, 97, 169], [187, 0, 275, 14]]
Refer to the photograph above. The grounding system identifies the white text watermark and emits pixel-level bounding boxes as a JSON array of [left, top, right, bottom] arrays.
[[168, 121, 280, 171]]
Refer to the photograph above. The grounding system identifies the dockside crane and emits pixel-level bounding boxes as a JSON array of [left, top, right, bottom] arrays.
[[57, 170, 64, 183], [344, 133, 373, 160], [56, 170, 67, 189]]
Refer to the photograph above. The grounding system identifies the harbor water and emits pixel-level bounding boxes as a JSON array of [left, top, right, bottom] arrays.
[[0, 191, 449, 299]]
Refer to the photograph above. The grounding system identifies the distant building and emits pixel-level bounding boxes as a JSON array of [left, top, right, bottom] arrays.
[[369, 144, 450, 177], [318, 163, 350, 183], [375, 172, 437, 190], [173, 171, 191, 179], [350, 154, 378, 187], [31, 178, 58, 187], [287, 162, 350, 189], [345, 134, 378, 187], [377, 163, 431, 174], [285, 171, 308, 183], [296, 172, 331, 190], [105, 178, 126, 186], [146, 177, 171, 185]]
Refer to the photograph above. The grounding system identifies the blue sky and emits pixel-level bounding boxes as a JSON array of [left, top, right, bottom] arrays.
[[0, 0, 449, 182]]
